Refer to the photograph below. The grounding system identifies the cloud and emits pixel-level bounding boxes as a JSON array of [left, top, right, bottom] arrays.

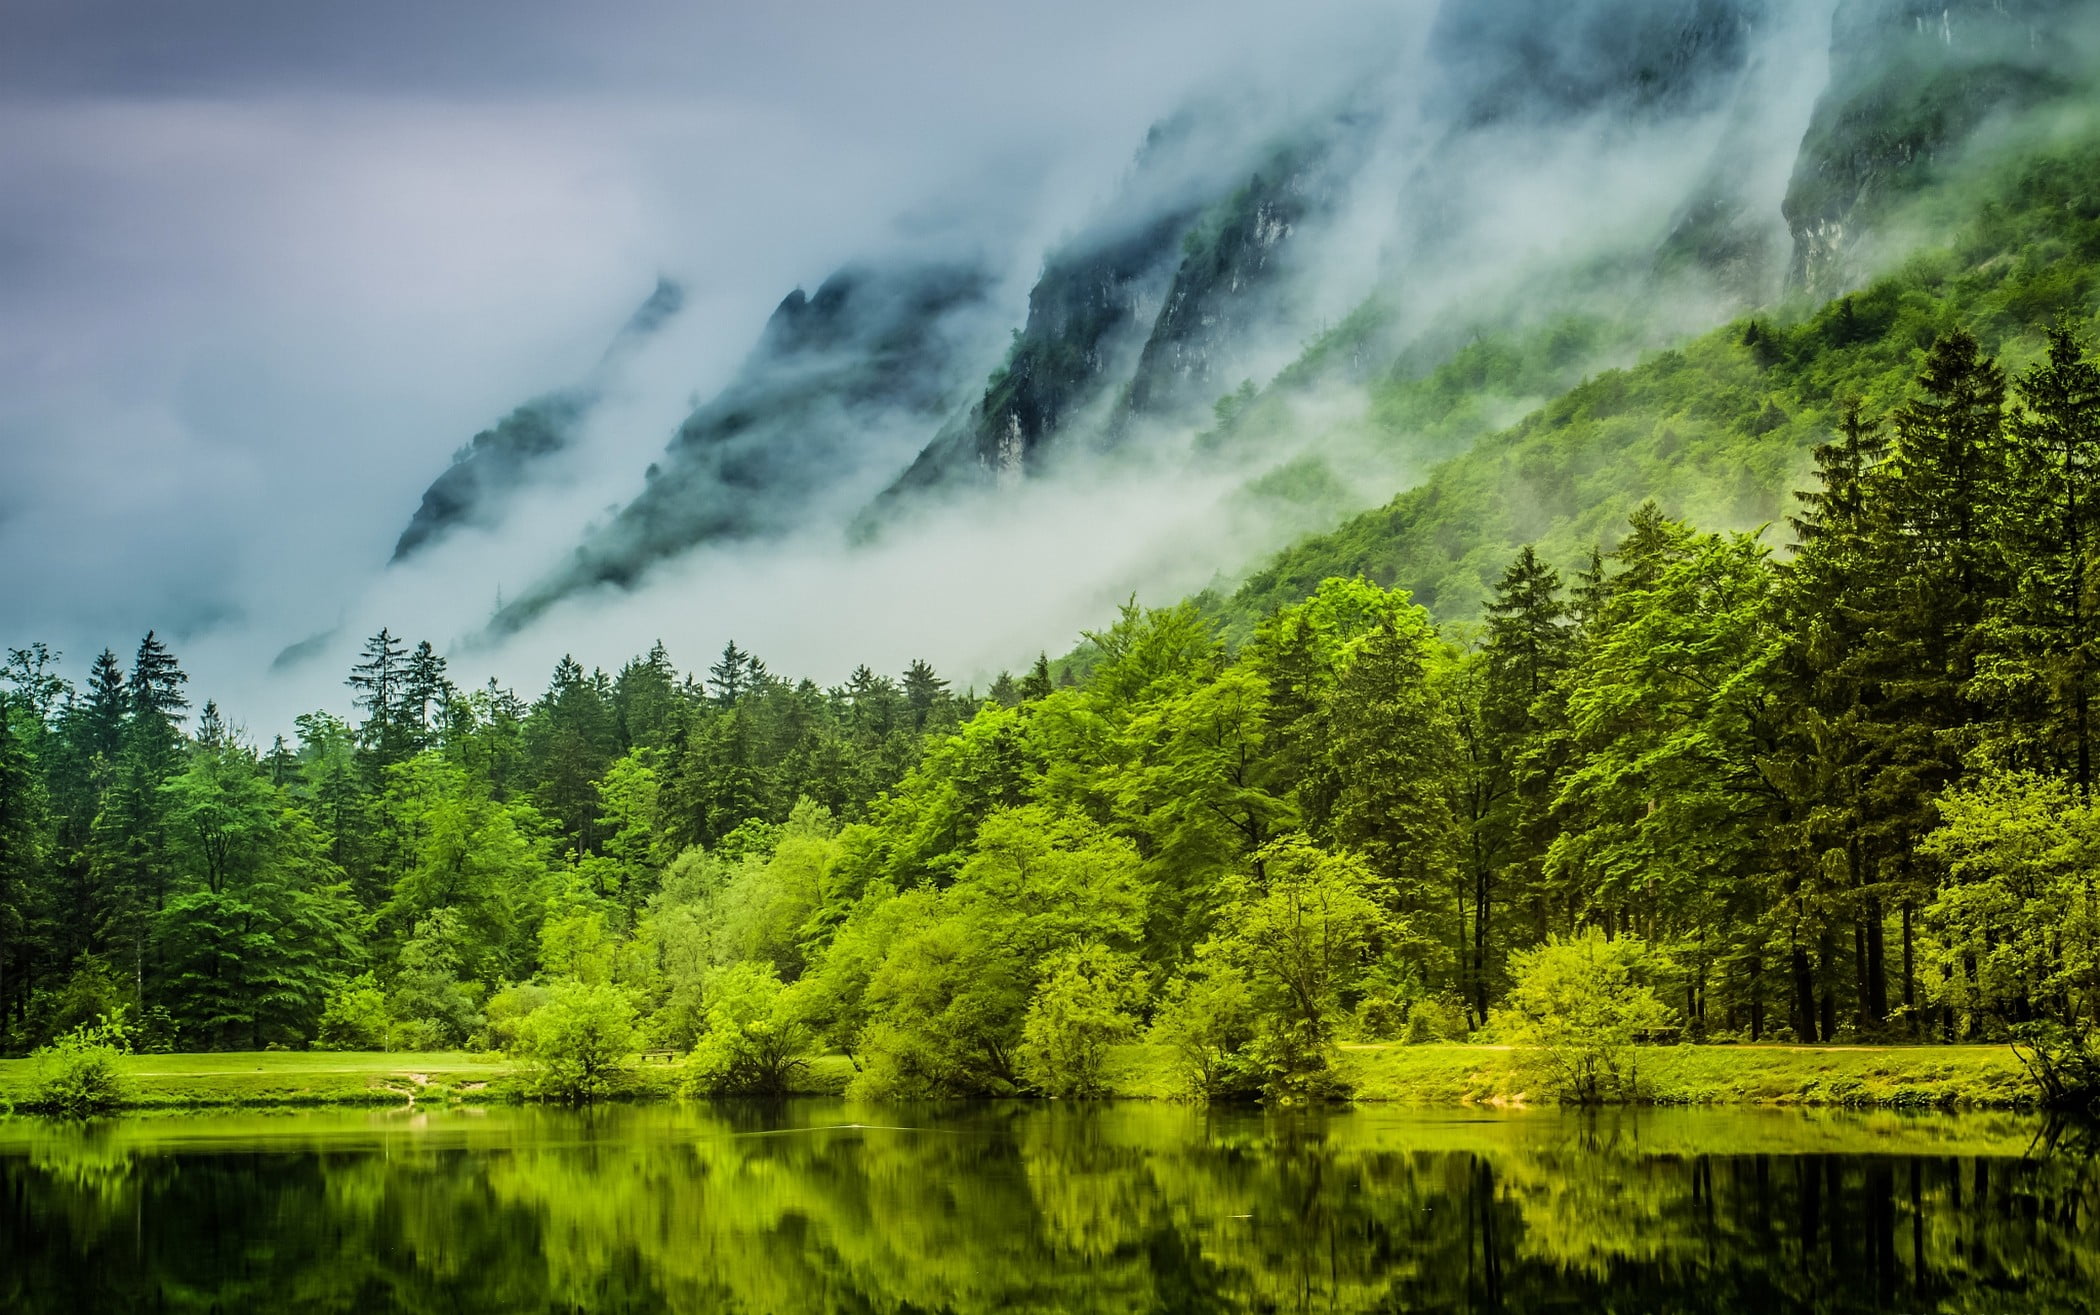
[[0, 0, 1417, 720], [0, 0, 1869, 734]]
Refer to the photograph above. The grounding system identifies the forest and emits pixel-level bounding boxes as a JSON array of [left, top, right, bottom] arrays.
[[3, 324, 2100, 1102]]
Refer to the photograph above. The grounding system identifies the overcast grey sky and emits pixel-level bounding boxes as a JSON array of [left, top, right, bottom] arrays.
[[0, 1, 1416, 712]]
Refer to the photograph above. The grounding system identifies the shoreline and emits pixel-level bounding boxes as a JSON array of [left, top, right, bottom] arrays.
[[0, 1042, 2038, 1114]]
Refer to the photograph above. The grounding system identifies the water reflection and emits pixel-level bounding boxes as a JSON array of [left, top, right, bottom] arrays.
[[0, 1103, 2092, 1313]]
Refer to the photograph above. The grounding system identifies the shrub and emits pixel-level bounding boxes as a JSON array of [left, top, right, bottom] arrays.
[[1017, 946, 1143, 1099], [1495, 928, 1675, 1104], [510, 980, 639, 1103], [1148, 963, 1257, 1101], [681, 962, 814, 1096], [45, 957, 131, 1040], [30, 1013, 132, 1117], [1205, 838, 1389, 1101], [1402, 997, 1470, 1045], [315, 974, 391, 1051], [480, 982, 551, 1053], [2011, 1020, 2100, 1114]]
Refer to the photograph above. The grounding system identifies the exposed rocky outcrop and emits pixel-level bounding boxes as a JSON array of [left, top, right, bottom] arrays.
[[1426, 0, 1765, 124], [392, 278, 684, 563], [1784, 0, 2082, 294], [490, 260, 992, 631]]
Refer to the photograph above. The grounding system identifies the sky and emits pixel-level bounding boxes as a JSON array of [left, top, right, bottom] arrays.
[[0, 0, 1423, 725]]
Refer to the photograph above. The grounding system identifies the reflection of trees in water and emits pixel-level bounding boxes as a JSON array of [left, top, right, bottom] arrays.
[[2, 1106, 2098, 1313]]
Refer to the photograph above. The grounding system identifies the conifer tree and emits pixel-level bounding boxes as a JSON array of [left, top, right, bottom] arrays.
[[347, 628, 412, 768], [1981, 323, 2100, 789]]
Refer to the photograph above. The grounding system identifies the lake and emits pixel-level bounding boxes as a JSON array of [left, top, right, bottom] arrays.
[[0, 1101, 2091, 1312]]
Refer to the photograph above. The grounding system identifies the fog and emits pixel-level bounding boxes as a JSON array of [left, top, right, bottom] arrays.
[[3, 0, 1860, 731]]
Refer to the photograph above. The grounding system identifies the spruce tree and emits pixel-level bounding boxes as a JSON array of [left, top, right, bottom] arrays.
[[1982, 323, 2100, 789], [347, 628, 412, 768]]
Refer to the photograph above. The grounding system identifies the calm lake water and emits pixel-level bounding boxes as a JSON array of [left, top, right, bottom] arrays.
[[0, 1101, 2092, 1313]]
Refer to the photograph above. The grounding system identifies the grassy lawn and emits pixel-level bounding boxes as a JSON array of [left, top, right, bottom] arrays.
[[1110, 1040, 2036, 1109], [0, 1050, 531, 1110], [0, 1048, 860, 1111], [0, 1043, 2032, 1111]]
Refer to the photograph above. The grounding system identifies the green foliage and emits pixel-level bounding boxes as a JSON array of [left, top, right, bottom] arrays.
[[1016, 945, 1144, 1098], [1496, 929, 1675, 1104], [1400, 997, 1470, 1045], [1201, 838, 1390, 1100], [510, 979, 639, 1103], [680, 961, 813, 1096], [17, 125, 2100, 1111], [387, 911, 485, 1049], [1147, 960, 1257, 1100], [2008, 1020, 2100, 1115], [1920, 772, 2100, 1032], [314, 974, 390, 1051], [28, 1012, 131, 1116]]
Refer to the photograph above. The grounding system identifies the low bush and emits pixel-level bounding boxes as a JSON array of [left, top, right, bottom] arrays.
[[29, 1013, 132, 1116]]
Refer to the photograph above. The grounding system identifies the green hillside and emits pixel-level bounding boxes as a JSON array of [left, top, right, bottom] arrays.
[[1225, 123, 2100, 634]]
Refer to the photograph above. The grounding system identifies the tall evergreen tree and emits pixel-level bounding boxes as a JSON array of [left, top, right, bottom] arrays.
[[1980, 323, 2100, 789]]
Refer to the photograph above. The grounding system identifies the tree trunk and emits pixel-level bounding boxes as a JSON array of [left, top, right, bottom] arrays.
[[1473, 862, 1491, 1022], [1902, 902, 1917, 1039], [1818, 929, 1839, 1041], [1792, 943, 1818, 1043], [1853, 918, 1870, 1032], [1865, 895, 1888, 1029], [1748, 953, 1764, 1042]]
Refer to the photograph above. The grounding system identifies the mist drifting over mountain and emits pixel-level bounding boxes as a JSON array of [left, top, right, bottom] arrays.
[[3, 0, 2089, 722]]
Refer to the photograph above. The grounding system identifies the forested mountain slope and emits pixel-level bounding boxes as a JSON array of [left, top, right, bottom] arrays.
[[1225, 124, 2100, 633]]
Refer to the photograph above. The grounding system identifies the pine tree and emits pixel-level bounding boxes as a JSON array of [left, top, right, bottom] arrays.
[[523, 656, 618, 854], [82, 649, 126, 764], [1778, 399, 1896, 1036], [347, 628, 412, 767], [902, 660, 950, 731], [1854, 332, 2010, 1039], [1019, 654, 1055, 702], [0, 691, 45, 1039], [709, 641, 753, 707], [195, 700, 227, 749], [401, 640, 452, 747], [1471, 545, 1575, 1016], [129, 630, 189, 771], [613, 641, 684, 752], [1981, 323, 2100, 790]]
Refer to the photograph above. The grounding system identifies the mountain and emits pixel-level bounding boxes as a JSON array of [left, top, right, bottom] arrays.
[[488, 259, 995, 633], [392, 278, 684, 563], [1785, 0, 2088, 293], [404, 0, 2100, 652], [1222, 120, 2100, 637]]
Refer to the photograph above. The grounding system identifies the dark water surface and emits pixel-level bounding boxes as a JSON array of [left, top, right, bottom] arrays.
[[1, 1101, 2093, 1313]]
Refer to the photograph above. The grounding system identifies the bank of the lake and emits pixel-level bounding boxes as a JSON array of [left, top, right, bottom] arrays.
[[0, 1041, 2035, 1111]]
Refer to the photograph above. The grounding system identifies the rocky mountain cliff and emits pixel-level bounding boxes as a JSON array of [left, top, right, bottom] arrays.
[[392, 278, 684, 563], [1784, 0, 2089, 293], [488, 260, 994, 633]]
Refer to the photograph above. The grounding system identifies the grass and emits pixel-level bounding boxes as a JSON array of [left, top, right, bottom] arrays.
[[1109, 1041, 2037, 1109], [0, 1048, 861, 1112], [0, 1043, 2032, 1112], [0, 1051, 530, 1111]]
